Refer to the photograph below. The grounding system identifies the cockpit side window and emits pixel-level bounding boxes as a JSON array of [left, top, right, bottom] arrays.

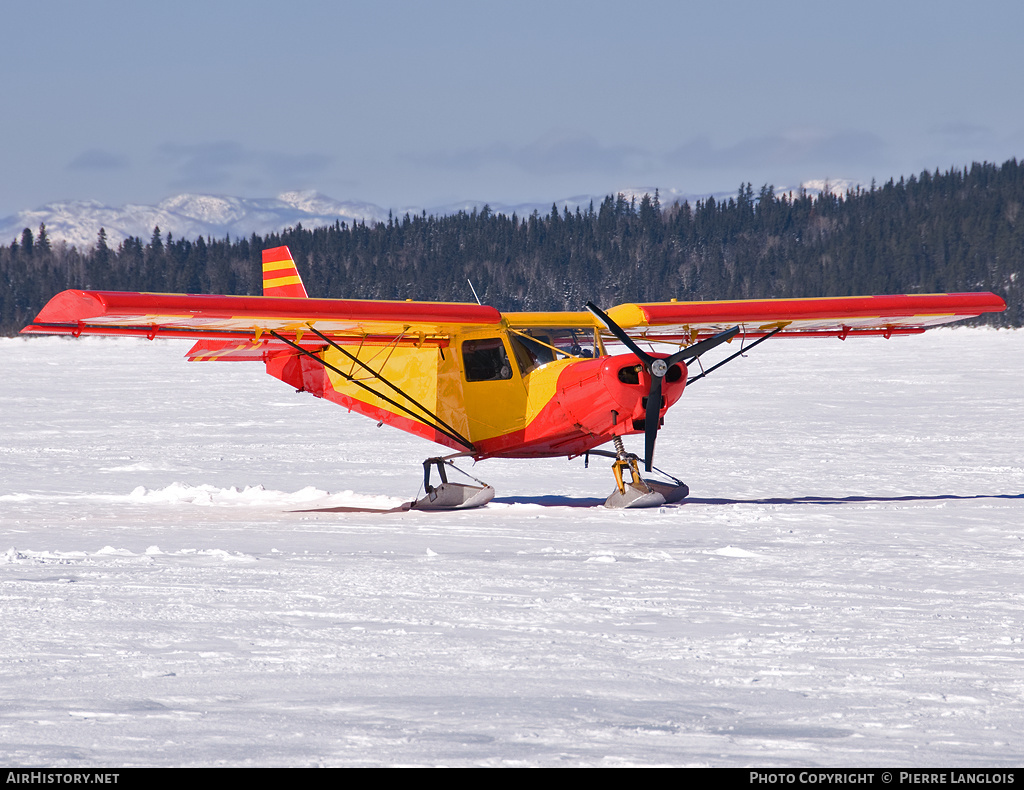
[[462, 338, 514, 382]]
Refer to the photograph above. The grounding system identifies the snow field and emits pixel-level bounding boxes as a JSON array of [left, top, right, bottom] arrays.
[[1, 331, 1022, 766]]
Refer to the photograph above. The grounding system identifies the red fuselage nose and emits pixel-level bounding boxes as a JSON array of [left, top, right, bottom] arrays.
[[472, 352, 689, 460], [555, 352, 688, 439]]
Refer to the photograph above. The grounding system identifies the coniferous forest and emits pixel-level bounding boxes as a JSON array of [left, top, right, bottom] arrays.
[[2, 160, 1022, 335]]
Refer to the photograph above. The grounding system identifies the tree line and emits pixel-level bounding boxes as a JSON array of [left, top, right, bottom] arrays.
[[2, 159, 1021, 335]]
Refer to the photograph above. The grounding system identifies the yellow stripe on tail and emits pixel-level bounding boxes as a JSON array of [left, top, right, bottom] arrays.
[[262, 246, 308, 298]]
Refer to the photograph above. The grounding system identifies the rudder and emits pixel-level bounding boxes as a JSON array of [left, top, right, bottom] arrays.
[[262, 246, 308, 298]]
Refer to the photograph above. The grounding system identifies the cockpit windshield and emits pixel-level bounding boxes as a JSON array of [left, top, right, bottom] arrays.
[[507, 328, 599, 375]]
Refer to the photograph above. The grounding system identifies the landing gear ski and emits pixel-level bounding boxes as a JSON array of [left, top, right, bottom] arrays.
[[411, 457, 495, 511], [600, 438, 688, 509]]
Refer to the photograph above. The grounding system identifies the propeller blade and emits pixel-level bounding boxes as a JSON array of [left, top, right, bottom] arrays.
[[584, 301, 654, 365], [668, 325, 741, 365], [644, 374, 664, 471]]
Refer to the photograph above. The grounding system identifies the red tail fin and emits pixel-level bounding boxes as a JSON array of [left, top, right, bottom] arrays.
[[262, 246, 308, 298]]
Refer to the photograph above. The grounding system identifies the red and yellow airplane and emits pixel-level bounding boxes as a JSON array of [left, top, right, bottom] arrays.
[[22, 246, 1007, 508]]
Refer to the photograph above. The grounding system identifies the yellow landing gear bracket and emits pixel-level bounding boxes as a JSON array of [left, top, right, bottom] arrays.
[[612, 455, 653, 497], [602, 436, 689, 509]]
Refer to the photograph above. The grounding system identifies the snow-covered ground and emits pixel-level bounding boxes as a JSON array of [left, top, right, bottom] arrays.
[[1, 330, 1022, 767]]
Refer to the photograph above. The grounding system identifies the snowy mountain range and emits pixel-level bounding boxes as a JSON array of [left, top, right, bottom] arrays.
[[1, 181, 856, 250]]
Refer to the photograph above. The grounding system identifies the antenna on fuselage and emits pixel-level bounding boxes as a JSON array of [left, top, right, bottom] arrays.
[[467, 279, 482, 305]]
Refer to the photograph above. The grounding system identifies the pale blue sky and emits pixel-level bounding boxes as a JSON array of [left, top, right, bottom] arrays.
[[2, 0, 1023, 215]]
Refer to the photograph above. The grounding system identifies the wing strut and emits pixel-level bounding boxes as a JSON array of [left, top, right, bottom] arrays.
[[269, 330, 476, 452], [685, 326, 784, 385], [303, 325, 475, 451]]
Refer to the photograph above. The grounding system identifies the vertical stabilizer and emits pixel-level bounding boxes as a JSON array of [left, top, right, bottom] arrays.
[[262, 246, 308, 298]]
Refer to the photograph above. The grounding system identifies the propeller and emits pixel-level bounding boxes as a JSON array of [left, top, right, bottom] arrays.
[[585, 302, 740, 471]]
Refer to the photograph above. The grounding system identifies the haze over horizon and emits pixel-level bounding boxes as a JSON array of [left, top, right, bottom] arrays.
[[3, 1, 1023, 219]]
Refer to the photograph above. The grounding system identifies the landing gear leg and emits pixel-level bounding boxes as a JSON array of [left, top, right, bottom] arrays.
[[604, 437, 689, 509], [422, 458, 449, 493], [411, 456, 496, 511]]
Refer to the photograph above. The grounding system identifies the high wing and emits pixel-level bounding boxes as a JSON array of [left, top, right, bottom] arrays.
[[21, 245, 502, 361], [22, 290, 1006, 355], [21, 288, 502, 360], [506, 292, 1007, 344], [20, 239, 1005, 352]]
